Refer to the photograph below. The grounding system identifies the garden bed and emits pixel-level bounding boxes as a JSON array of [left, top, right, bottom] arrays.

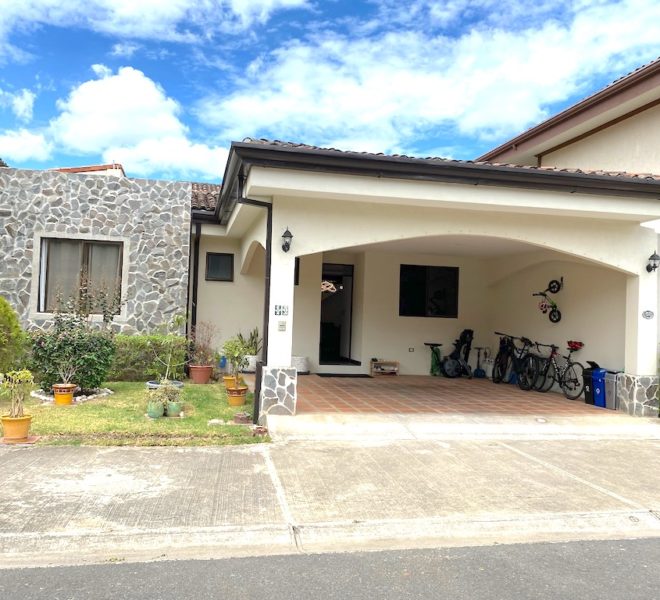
[[20, 382, 266, 447]]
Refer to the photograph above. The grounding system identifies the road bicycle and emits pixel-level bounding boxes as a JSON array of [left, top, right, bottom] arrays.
[[440, 329, 473, 378], [492, 332, 538, 391], [532, 340, 585, 399]]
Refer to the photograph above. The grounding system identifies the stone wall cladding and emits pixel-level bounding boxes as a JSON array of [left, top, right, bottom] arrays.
[[0, 167, 191, 333], [616, 373, 659, 418], [259, 367, 297, 424]]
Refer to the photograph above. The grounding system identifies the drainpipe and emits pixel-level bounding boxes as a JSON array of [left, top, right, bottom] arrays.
[[190, 222, 201, 333], [236, 178, 272, 425]]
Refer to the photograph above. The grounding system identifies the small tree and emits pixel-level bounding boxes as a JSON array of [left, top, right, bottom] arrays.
[[0, 296, 27, 372], [222, 337, 248, 385], [0, 158, 8, 168], [1, 369, 34, 418]]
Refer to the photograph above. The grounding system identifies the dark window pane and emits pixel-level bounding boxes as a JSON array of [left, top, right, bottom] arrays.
[[399, 264, 459, 318], [399, 264, 426, 316], [206, 253, 233, 281], [426, 266, 458, 318], [44, 239, 82, 311]]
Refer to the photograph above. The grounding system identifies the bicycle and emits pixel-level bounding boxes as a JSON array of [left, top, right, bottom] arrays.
[[492, 332, 538, 391], [532, 340, 585, 400], [532, 278, 563, 323], [441, 329, 473, 378]]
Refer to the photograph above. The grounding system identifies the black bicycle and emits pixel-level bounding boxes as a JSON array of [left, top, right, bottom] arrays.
[[532, 340, 585, 400], [492, 332, 538, 391]]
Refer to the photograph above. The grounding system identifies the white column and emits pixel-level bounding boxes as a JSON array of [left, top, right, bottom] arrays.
[[266, 249, 296, 367], [624, 272, 658, 374]]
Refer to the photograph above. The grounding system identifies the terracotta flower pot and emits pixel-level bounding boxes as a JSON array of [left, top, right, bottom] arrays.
[[1, 415, 32, 443], [189, 365, 213, 384], [227, 385, 248, 407], [52, 383, 77, 405]]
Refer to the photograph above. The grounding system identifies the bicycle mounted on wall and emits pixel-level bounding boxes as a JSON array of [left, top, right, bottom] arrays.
[[533, 277, 563, 323]]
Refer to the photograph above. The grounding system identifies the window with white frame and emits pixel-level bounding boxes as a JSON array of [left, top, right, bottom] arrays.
[[38, 238, 123, 313]]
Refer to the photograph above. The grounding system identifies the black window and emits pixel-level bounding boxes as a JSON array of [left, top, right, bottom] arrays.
[[399, 264, 458, 318], [39, 238, 123, 313], [206, 253, 234, 281]]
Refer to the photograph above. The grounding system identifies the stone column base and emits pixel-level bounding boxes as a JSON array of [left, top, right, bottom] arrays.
[[616, 373, 659, 418], [259, 367, 297, 424]]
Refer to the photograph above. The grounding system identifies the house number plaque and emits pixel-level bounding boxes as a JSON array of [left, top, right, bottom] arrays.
[[642, 310, 654, 320], [274, 304, 289, 316]]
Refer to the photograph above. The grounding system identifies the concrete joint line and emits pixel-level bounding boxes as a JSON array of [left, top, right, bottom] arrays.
[[497, 442, 647, 511], [260, 446, 304, 552]]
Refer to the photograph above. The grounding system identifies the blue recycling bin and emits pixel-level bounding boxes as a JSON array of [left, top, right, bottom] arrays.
[[592, 368, 607, 408]]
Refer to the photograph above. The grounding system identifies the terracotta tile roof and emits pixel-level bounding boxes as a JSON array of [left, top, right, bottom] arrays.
[[54, 163, 126, 176], [242, 138, 660, 181], [191, 182, 221, 211]]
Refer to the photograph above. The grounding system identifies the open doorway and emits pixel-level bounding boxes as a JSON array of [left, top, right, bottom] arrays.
[[319, 263, 356, 364]]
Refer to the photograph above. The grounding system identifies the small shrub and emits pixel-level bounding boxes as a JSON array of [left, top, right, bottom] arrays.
[[0, 296, 27, 372], [31, 311, 115, 392], [109, 334, 188, 381], [189, 321, 219, 366]]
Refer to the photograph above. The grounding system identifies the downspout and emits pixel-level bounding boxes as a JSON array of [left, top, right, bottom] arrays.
[[190, 222, 201, 333], [236, 178, 272, 425]]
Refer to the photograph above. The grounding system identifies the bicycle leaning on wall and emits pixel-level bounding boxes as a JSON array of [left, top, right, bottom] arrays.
[[532, 340, 585, 400], [491, 332, 538, 390]]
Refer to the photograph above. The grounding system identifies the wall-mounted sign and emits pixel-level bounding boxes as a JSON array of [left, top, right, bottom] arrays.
[[642, 310, 654, 320], [274, 304, 289, 316]]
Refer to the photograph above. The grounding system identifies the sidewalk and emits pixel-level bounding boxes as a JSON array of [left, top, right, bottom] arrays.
[[1, 424, 660, 567]]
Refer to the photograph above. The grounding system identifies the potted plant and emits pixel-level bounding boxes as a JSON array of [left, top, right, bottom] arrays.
[[188, 322, 218, 385], [238, 328, 262, 373], [146, 380, 182, 418], [1, 369, 35, 443], [146, 315, 186, 390], [222, 337, 249, 406], [52, 348, 78, 405]]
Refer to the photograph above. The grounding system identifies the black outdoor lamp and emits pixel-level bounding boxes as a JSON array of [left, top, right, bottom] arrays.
[[646, 251, 660, 273], [281, 227, 293, 252]]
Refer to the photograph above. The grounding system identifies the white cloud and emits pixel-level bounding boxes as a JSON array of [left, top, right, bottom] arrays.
[[0, 129, 52, 161], [0, 87, 36, 122], [110, 42, 140, 58], [0, 0, 309, 57], [197, 0, 660, 154], [48, 65, 226, 179]]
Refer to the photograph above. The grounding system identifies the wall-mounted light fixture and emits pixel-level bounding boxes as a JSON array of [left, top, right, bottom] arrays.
[[646, 251, 660, 273], [281, 227, 293, 252]]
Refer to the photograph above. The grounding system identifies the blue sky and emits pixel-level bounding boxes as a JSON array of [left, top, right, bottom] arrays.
[[0, 0, 658, 181]]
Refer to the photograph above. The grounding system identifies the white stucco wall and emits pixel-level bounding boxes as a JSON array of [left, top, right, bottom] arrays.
[[542, 103, 660, 173], [195, 233, 264, 350], [488, 259, 627, 371]]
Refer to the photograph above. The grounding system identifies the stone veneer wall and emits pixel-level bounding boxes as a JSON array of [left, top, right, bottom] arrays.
[[0, 167, 191, 333], [259, 367, 297, 424], [616, 373, 659, 418]]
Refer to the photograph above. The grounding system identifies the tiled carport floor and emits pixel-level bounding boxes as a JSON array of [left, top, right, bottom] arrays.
[[296, 374, 612, 416]]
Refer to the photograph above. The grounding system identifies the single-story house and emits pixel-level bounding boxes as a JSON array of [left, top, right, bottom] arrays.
[[2, 59, 660, 420]]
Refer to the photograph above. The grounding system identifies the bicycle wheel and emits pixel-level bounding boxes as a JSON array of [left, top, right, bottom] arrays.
[[492, 353, 509, 383], [441, 358, 461, 378], [549, 309, 561, 323], [532, 358, 548, 391], [517, 354, 539, 391], [561, 361, 585, 400], [540, 362, 557, 393]]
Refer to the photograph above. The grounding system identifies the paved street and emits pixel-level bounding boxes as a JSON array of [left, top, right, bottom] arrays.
[[0, 538, 658, 599]]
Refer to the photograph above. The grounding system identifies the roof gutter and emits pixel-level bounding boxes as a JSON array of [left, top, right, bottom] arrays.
[[224, 142, 660, 203]]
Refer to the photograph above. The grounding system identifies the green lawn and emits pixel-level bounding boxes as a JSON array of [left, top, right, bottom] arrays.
[[17, 382, 266, 447]]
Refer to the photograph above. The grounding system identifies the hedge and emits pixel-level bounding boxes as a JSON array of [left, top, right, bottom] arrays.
[[0, 296, 28, 372], [108, 334, 188, 381]]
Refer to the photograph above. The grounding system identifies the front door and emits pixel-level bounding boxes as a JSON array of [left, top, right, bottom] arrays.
[[319, 263, 354, 364]]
